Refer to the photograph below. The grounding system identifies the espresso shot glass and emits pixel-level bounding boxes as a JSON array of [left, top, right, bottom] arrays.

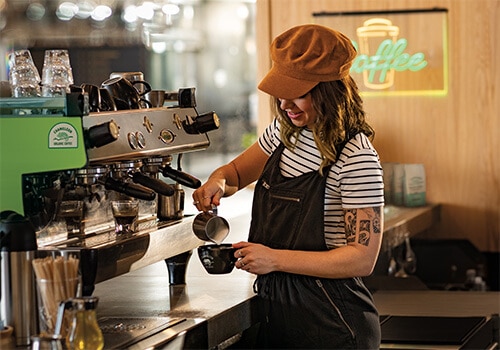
[[111, 200, 139, 234]]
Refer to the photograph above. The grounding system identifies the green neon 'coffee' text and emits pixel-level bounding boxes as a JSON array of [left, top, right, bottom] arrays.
[[351, 39, 428, 83]]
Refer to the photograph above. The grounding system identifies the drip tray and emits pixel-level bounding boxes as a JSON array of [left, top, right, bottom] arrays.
[[99, 316, 186, 349]]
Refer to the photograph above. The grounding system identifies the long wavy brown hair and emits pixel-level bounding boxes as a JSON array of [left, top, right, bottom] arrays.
[[272, 76, 375, 175]]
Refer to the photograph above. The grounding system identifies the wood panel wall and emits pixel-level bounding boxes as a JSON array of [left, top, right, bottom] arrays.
[[255, 0, 499, 252]]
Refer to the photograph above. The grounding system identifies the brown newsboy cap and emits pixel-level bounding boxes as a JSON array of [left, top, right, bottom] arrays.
[[258, 24, 357, 99]]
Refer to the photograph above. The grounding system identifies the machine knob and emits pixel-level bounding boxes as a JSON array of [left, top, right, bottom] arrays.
[[86, 120, 119, 148], [182, 112, 220, 134]]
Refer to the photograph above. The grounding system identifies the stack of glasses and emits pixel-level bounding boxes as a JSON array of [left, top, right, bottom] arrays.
[[8, 49, 41, 98], [41, 49, 74, 97], [6, 49, 74, 115]]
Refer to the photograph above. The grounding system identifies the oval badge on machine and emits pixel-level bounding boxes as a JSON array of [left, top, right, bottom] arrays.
[[48, 122, 78, 148]]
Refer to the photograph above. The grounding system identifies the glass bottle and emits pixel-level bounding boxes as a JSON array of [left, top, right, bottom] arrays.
[[67, 297, 104, 350]]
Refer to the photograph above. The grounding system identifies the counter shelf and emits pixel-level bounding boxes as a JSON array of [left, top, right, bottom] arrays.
[[383, 203, 441, 250]]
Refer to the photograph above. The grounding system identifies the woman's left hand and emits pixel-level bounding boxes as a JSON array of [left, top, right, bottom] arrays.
[[232, 241, 277, 275]]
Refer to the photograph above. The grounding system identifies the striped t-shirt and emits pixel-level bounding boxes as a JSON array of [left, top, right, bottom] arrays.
[[258, 118, 384, 249]]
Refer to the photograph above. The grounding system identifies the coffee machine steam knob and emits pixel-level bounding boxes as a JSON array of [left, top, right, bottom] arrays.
[[86, 120, 119, 148]]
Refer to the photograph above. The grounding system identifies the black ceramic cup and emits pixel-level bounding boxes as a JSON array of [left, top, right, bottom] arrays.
[[98, 88, 117, 112], [101, 77, 152, 110], [197, 243, 237, 274], [80, 84, 100, 112]]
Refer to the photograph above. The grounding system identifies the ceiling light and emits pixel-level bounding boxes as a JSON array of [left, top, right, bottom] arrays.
[[75, 1, 94, 19], [122, 5, 138, 23], [136, 1, 157, 20], [162, 4, 179, 16], [56, 2, 79, 21], [91, 4, 112, 21], [26, 2, 46, 21]]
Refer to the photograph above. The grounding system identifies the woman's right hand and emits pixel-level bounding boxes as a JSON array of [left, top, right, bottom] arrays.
[[192, 177, 225, 211]]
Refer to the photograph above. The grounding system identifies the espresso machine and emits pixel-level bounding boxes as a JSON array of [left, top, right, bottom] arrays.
[[0, 87, 219, 345]]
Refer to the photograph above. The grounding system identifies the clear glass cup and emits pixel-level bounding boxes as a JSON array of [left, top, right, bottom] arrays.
[[8, 49, 41, 98], [32, 253, 81, 338], [36, 276, 81, 337], [41, 49, 74, 97], [58, 200, 84, 237], [111, 200, 139, 234]]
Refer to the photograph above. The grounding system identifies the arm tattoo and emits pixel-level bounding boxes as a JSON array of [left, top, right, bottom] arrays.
[[372, 206, 381, 234], [344, 207, 382, 246], [359, 219, 370, 245], [345, 209, 356, 243]]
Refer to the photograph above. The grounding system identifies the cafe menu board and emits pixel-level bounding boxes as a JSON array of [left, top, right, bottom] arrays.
[[313, 8, 449, 97]]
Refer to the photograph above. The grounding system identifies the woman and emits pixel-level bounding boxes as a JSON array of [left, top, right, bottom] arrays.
[[192, 24, 384, 349]]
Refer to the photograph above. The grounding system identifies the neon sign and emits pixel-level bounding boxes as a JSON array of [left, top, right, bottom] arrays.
[[313, 8, 449, 96]]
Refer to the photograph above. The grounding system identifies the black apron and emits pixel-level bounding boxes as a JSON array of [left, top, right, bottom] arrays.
[[249, 142, 381, 349]]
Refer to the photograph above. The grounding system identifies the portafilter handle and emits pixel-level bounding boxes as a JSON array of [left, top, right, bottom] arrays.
[[161, 165, 201, 189], [130, 171, 175, 196], [102, 177, 156, 201]]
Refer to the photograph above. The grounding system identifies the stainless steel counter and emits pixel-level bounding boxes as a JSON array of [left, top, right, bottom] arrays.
[[94, 189, 257, 349], [94, 252, 258, 349]]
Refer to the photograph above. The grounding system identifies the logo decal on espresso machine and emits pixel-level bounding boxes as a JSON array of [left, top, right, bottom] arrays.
[[49, 122, 79, 148]]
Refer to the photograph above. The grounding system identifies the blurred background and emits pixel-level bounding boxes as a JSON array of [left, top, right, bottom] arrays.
[[0, 0, 258, 177]]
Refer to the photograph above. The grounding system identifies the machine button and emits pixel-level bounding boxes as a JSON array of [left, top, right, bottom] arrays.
[[127, 132, 138, 149], [159, 129, 175, 144], [136, 132, 146, 148]]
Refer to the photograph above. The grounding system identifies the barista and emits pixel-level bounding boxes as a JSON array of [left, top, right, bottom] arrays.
[[193, 24, 384, 349]]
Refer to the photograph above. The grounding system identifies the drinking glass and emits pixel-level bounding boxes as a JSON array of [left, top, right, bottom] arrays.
[[8, 49, 41, 97], [111, 200, 139, 234], [36, 277, 81, 337], [41, 49, 74, 97], [32, 254, 81, 337], [58, 200, 84, 237]]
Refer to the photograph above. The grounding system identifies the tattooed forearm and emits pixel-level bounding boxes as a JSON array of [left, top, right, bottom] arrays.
[[344, 207, 383, 246]]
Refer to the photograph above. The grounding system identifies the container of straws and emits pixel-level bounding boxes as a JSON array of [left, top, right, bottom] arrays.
[[32, 255, 81, 337]]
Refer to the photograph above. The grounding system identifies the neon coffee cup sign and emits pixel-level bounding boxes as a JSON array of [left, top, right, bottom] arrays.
[[314, 8, 448, 96]]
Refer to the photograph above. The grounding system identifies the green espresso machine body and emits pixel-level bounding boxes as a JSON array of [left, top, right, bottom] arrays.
[[0, 97, 88, 215]]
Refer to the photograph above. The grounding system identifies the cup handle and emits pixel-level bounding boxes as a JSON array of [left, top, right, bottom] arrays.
[[139, 97, 153, 108], [132, 80, 152, 95]]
